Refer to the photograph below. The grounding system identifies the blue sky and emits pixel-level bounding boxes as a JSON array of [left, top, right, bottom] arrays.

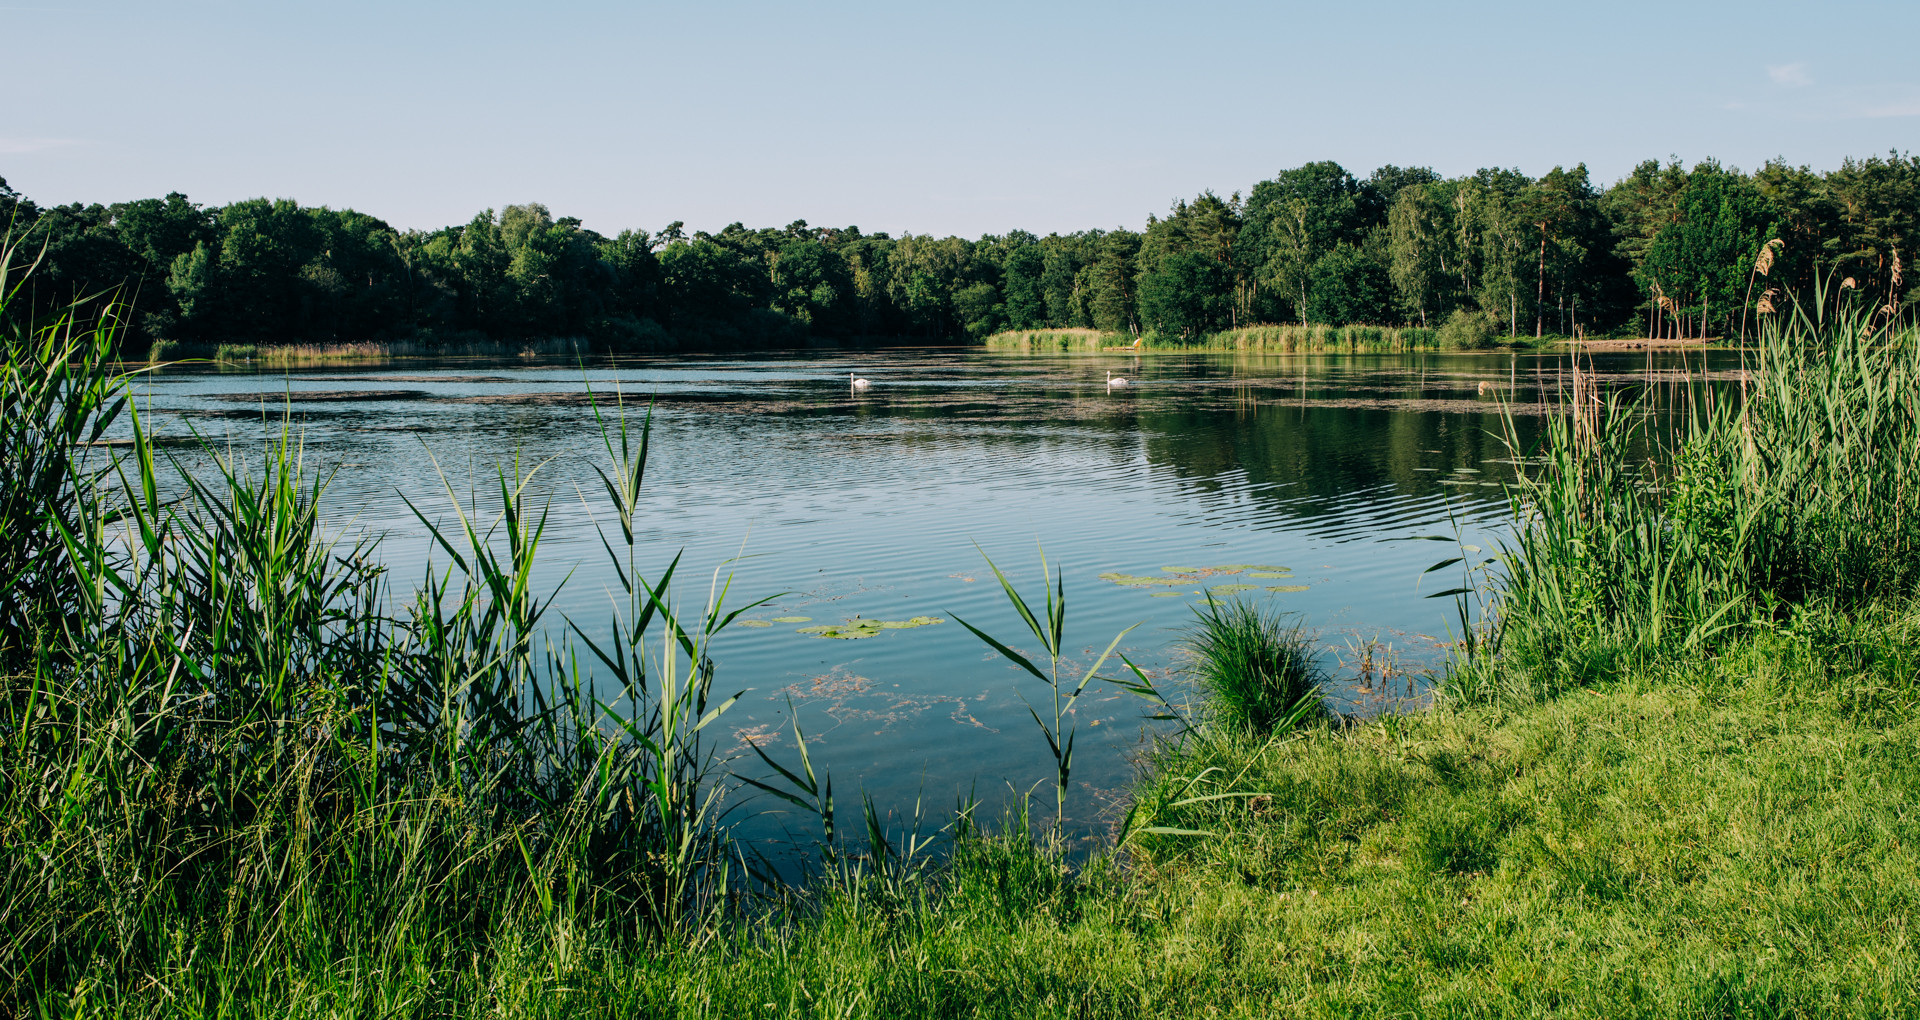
[[3, 0, 1915, 237]]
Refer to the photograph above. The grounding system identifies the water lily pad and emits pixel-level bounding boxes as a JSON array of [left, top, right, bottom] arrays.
[[1099, 572, 1187, 587], [1149, 591, 1193, 598], [1265, 585, 1310, 593], [738, 619, 773, 627], [772, 616, 812, 623], [1160, 566, 1201, 574], [796, 616, 943, 639], [1209, 583, 1259, 594], [1247, 570, 1292, 578]]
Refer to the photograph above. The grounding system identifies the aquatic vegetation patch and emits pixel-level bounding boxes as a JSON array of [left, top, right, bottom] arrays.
[[737, 619, 773, 627], [1209, 584, 1259, 594], [772, 616, 812, 623], [1266, 585, 1311, 593], [1100, 564, 1294, 588], [209, 389, 432, 403], [796, 615, 943, 639]]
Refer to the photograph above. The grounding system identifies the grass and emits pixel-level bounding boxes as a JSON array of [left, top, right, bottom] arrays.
[[1182, 597, 1325, 733], [10, 226, 1920, 1018]]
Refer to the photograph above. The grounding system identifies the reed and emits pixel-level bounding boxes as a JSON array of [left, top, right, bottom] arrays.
[[0, 236, 760, 1007], [1452, 281, 1920, 702], [981, 327, 1116, 350]]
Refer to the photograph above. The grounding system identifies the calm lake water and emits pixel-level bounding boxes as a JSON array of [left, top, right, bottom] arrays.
[[122, 346, 1727, 848]]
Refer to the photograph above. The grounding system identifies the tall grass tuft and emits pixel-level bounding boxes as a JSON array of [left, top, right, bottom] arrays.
[[1184, 597, 1325, 732], [1454, 282, 1920, 703]]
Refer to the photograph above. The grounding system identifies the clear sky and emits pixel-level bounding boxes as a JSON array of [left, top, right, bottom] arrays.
[[4, 0, 1915, 238]]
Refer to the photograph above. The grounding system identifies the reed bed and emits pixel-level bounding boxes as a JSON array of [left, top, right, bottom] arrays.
[[983, 324, 1448, 352], [1451, 281, 1920, 702], [146, 336, 592, 363], [1205, 323, 1440, 351], [980, 327, 1116, 350], [1, 236, 763, 1010]]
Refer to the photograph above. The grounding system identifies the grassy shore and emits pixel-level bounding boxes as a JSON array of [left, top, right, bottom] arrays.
[[8, 230, 1920, 1018]]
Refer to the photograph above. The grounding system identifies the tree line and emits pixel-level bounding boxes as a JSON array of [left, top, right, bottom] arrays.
[[2, 153, 1914, 350]]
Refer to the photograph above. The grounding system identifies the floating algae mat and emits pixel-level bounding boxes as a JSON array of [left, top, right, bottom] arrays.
[[796, 616, 944, 639], [1098, 564, 1299, 591]]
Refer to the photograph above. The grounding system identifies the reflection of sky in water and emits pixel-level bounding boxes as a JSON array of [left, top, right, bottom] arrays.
[[117, 347, 1738, 850]]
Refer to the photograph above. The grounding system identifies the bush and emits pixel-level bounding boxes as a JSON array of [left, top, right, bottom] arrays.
[[1438, 308, 1497, 349]]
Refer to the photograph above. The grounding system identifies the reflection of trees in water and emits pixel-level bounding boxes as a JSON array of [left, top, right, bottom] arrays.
[[1138, 403, 1529, 508]]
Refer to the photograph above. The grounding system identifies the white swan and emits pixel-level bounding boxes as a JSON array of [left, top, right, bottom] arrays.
[[850, 373, 871, 391], [1106, 370, 1128, 388]]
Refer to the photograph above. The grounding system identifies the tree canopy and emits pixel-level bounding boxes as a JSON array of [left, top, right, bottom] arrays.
[[3, 153, 1914, 350]]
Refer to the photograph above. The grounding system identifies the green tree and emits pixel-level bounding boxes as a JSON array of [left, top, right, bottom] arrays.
[[1641, 161, 1781, 337], [1306, 242, 1395, 324]]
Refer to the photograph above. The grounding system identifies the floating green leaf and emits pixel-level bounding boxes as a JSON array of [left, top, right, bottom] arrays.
[[1099, 572, 1187, 587], [796, 616, 943, 639], [1104, 563, 1291, 589], [738, 619, 773, 628], [1265, 585, 1310, 593], [772, 616, 812, 623], [1209, 583, 1258, 594]]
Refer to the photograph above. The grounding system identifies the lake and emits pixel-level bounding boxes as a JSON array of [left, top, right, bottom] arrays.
[[121, 345, 1724, 851]]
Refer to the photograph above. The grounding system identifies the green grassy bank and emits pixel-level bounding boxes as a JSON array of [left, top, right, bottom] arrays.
[[8, 226, 1920, 1019]]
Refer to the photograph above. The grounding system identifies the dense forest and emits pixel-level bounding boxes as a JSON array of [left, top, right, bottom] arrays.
[[2, 153, 1915, 351]]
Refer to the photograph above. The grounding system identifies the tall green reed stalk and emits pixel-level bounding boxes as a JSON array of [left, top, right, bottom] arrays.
[[952, 547, 1136, 832], [1452, 282, 1920, 703]]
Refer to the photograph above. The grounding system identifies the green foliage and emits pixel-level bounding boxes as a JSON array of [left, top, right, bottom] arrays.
[[1305, 241, 1395, 324], [6, 155, 1918, 353], [0, 244, 762, 1004], [1437, 306, 1497, 349], [11, 235, 1920, 1017], [1183, 597, 1325, 733], [1458, 286, 1920, 701]]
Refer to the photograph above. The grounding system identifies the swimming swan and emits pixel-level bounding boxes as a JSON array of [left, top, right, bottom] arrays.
[[1106, 370, 1128, 388], [851, 373, 871, 390]]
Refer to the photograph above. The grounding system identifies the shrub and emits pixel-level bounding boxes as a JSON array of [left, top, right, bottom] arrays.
[[1438, 308, 1496, 349]]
